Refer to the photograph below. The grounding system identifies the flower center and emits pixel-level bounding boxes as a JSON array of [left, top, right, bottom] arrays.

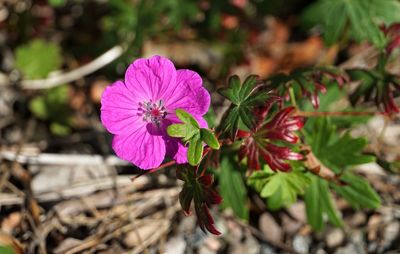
[[138, 100, 167, 125]]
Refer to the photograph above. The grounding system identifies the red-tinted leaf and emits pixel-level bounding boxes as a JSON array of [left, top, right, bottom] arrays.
[[382, 23, 400, 55], [238, 106, 304, 172], [177, 166, 222, 235]]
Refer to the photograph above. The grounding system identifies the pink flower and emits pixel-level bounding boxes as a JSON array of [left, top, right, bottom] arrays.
[[101, 56, 210, 169]]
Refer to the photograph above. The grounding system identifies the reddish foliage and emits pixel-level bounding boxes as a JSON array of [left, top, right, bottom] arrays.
[[177, 167, 222, 235], [238, 106, 304, 172]]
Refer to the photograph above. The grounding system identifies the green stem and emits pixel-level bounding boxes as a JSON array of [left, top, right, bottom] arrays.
[[289, 87, 298, 108]]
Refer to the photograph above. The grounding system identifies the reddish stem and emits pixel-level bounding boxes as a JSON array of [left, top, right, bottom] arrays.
[[296, 110, 380, 117], [130, 160, 176, 181]]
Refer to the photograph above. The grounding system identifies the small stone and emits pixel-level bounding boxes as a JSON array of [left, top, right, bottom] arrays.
[[259, 213, 283, 243], [348, 212, 367, 227], [292, 235, 311, 254], [178, 215, 196, 234], [229, 232, 260, 254], [334, 243, 365, 254], [380, 221, 400, 251], [367, 214, 381, 241], [164, 236, 186, 254], [198, 245, 216, 254], [326, 229, 345, 248], [260, 243, 277, 254], [203, 237, 222, 252], [282, 214, 302, 235], [226, 219, 243, 241], [315, 248, 328, 254], [287, 202, 306, 223]]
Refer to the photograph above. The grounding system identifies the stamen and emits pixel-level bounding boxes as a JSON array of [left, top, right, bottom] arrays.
[[139, 99, 167, 125]]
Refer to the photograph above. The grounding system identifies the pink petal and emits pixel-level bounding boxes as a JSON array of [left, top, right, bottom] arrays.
[[112, 124, 166, 170], [164, 69, 210, 116], [165, 140, 189, 164], [101, 81, 145, 135], [125, 55, 177, 101]]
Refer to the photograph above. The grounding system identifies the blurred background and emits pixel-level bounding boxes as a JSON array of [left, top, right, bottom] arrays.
[[0, 0, 400, 253]]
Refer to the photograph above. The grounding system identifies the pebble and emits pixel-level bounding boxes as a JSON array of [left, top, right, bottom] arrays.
[[287, 202, 306, 223], [326, 229, 345, 248], [348, 212, 367, 227], [292, 235, 311, 254], [164, 236, 186, 254], [334, 243, 365, 254], [379, 221, 400, 252], [260, 243, 277, 254], [229, 233, 260, 254], [259, 213, 283, 243]]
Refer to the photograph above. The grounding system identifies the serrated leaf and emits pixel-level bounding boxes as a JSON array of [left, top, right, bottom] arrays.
[[320, 133, 375, 172], [219, 157, 248, 220], [331, 172, 381, 209], [305, 118, 375, 174], [220, 106, 240, 140], [303, 117, 379, 230], [218, 75, 270, 139], [200, 128, 220, 149], [248, 166, 310, 210], [15, 39, 62, 79], [177, 166, 222, 235], [238, 107, 254, 132], [188, 134, 204, 166], [219, 75, 241, 104], [302, 0, 399, 47], [239, 75, 258, 101]]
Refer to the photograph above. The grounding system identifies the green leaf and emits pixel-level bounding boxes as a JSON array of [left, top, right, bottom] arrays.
[[219, 157, 248, 220], [303, 117, 380, 230], [305, 117, 375, 174], [187, 134, 203, 166], [304, 175, 343, 231], [49, 0, 66, 7], [0, 246, 15, 254], [220, 106, 240, 140], [29, 96, 48, 120], [29, 85, 70, 120], [29, 85, 72, 136], [168, 109, 220, 166], [248, 166, 311, 210], [219, 75, 241, 104], [219, 75, 270, 139], [50, 122, 71, 136], [331, 172, 381, 209], [175, 109, 200, 128], [200, 128, 220, 150], [167, 124, 187, 138], [302, 0, 399, 47], [167, 123, 198, 141], [15, 39, 62, 79]]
